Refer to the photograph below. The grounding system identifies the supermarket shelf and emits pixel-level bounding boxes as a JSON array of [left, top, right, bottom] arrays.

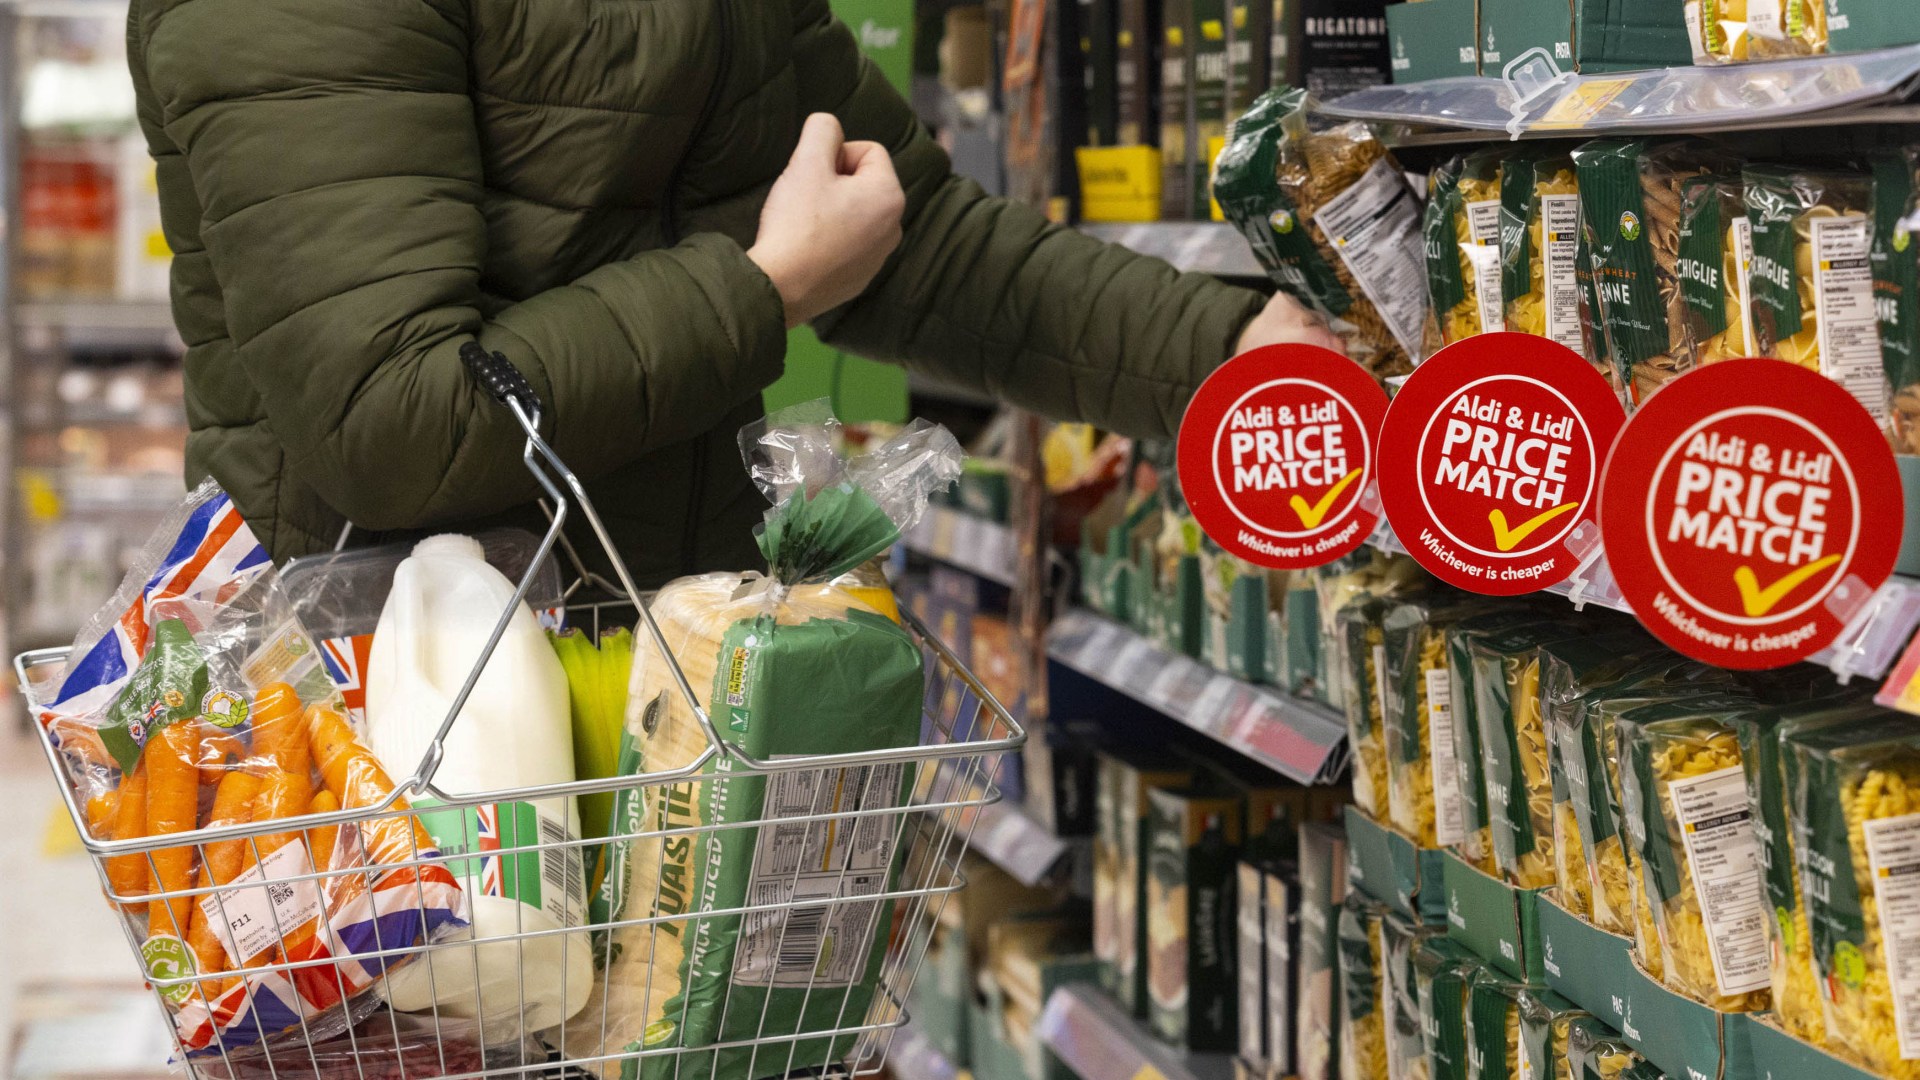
[[886, 1023, 963, 1080], [1047, 608, 1349, 785], [1320, 44, 1920, 139], [904, 506, 1018, 587], [1367, 523, 1920, 681], [1076, 222, 1264, 278], [965, 796, 1070, 887], [18, 299, 181, 351], [1038, 983, 1235, 1080]]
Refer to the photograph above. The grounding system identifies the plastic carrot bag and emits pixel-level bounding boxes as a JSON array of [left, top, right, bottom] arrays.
[[570, 403, 960, 1079]]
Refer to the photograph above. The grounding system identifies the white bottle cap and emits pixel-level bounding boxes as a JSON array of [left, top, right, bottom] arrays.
[[412, 533, 486, 561]]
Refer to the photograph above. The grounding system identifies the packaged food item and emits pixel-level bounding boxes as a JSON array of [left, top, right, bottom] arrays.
[[365, 533, 588, 1035], [1299, 821, 1350, 1080], [1337, 893, 1389, 1080], [1687, 0, 1827, 62], [550, 625, 635, 857], [1147, 788, 1244, 1050], [1676, 173, 1755, 366], [1445, 612, 1554, 873], [39, 482, 468, 1059], [1424, 156, 1470, 352], [574, 408, 960, 1078], [1340, 597, 1393, 821], [1734, 699, 1880, 1044], [1380, 598, 1497, 849], [1744, 163, 1887, 419], [1414, 937, 1480, 1080], [1095, 750, 1197, 1014], [1517, 989, 1589, 1080], [1215, 85, 1426, 379], [1871, 148, 1920, 454], [1501, 151, 1593, 367], [1538, 634, 1661, 920], [1470, 621, 1584, 889], [1786, 714, 1920, 1077], [1316, 551, 1424, 713], [1424, 151, 1504, 347], [1617, 694, 1772, 1011], [1565, 1016, 1646, 1080], [1575, 139, 1737, 403], [1383, 914, 1445, 1080], [1240, 860, 1300, 1074], [1464, 967, 1524, 1080]]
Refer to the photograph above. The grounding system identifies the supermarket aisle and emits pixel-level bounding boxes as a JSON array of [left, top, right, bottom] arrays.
[[0, 730, 172, 1077]]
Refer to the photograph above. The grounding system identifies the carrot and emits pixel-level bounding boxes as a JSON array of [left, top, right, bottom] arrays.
[[309, 704, 434, 867], [103, 767, 150, 913], [250, 682, 308, 776], [308, 790, 342, 874], [185, 770, 264, 976], [143, 722, 204, 941], [196, 731, 247, 784], [252, 768, 315, 860], [85, 788, 116, 839]]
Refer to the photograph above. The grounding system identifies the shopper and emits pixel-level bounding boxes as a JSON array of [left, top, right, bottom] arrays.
[[128, 0, 1337, 584]]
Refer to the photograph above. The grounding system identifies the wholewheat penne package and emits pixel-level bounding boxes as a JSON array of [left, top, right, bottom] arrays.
[[1871, 148, 1920, 454]]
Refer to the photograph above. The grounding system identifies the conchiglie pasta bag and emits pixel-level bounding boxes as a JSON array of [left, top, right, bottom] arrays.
[[570, 405, 962, 1079], [1517, 989, 1588, 1080], [363, 532, 590, 1037], [1743, 163, 1888, 419], [1786, 714, 1920, 1078], [1676, 174, 1756, 366]]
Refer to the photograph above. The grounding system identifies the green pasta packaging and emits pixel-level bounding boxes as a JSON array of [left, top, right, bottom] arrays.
[[1500, 150, 1595, 368], [1338, 893, 1391, 1080], [1565, 1016, 1646, 1080], [1871, 148, 1920, 455], [1516, 989, 1589, 1080], [1444, 612, 1554, 873], [1786, 714, 1920, 1078], [1382, 598, 1491, 849], [1464, 967, 1525, 1080], [1676, 173, 1755, 366], [1384, 914, 1447, 1080], [1469, 621, 1582, 890], [1415, 937, 1481, 1080], [1340, 597, 1394, 822]]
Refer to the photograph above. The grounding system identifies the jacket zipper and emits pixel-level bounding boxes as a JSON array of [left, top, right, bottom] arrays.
[[668, 0, 733, 574]]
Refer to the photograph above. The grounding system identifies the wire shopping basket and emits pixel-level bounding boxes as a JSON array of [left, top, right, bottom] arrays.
[[15, 346, 1026, 1079]]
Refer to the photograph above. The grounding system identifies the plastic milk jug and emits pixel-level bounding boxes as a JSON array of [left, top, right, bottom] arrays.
[[365, 534, 590, 1034]]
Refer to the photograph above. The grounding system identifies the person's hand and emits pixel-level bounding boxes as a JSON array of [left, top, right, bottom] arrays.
[[1234, 290, 1346, 356], [749, 113, 907, 329]]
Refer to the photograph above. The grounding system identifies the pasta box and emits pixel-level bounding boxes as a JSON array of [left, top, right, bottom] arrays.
[[1146, 788, 1245, 1051], [1385, 0, 1478, 83]]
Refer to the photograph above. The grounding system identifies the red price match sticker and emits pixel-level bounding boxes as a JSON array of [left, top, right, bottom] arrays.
[[1377, 333, 1627, 594], [1600, 359, 1901, 669], [1178, 344, 1390, 569]]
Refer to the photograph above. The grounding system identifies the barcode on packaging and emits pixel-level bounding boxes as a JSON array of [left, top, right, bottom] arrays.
[[1668, 765, 1771, 995], [1863, 811, 1920, 1060]]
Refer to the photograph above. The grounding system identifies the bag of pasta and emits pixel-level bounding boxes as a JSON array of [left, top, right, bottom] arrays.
[[1384, 915, 1446, 1080], [1381, 598, 1495, 849], [1414, 938, 1480, 1080], [1565, 1017, 1647, 1080], [1444, 612, 1555, 874], [1501, 151, 1597, 370], [1744, 164, 1888, 419], [1338, 893, 1391, 1080], [1340, 597, 1393, 821], [1463, 967, 1524, 1080], [1517, 989, 1588, 1080], [1617, 694, 1774, 1012], [1426, 150, 1505, 346], [1424, 156, 1469, 353], [1215, 85, 1426, 379], [1317, 551, 1425, 714], [1538, 633, 1662, 919], [574, 404, 961, 1079], [1687, 0, 1827, 63], [1786, 713, 1920, 1077], [1677, 174, 1756, 366], [1872, 148, 1920, 454], [1470, 621, 1585, 890], [1733, 699, 1880, 1045], [1575, 139, 1738, 404]]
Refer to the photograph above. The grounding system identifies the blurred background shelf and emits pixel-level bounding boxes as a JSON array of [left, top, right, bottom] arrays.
[[1037, 984, 1235, 1080], [905, 506, 1020, 588]]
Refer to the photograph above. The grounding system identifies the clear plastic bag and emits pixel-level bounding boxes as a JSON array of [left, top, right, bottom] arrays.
[[1501, 151, 1595, 370]]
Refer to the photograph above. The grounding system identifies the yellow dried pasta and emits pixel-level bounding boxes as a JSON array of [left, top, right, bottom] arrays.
[[1388, 627, 1449, 847], [1554, 799, 1593, 919], [1341, 600, 1390, 821], [1506, 657, 1556, 890]]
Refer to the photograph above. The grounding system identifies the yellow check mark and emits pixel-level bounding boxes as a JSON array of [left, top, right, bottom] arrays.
[[1289, 467, 1364, 528], [1487, 502, 1580, 552], [1732, 554, 1843, 617]]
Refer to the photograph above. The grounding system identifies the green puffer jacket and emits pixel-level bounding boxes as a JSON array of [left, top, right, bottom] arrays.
[[130, 0, 1264, 584]]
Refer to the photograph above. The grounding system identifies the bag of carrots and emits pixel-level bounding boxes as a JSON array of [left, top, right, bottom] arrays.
[[35, 482, 469, 1058]]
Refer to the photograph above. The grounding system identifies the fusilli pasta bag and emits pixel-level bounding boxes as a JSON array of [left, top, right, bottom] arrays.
[[1470, 622, 1583, 889], [1414, 938, 1480, 1080], [1339, 894, 1392, 1080], [1384, 914, 1446, 1080], [1340, 598, 1393, 821], [1464, 967, 1523, 1080], [1445, 612, 1555, 874], [1501, 151, 1599, 375], [1788, 715, 1920, 1078], [1871, 148, 1920, 455], [1382, 599, 1493, 849]]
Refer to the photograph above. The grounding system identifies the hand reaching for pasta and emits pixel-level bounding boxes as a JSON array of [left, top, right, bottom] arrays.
[[1234, 290, 1346, 356]]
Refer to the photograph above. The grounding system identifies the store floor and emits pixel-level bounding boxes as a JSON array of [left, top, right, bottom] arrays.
[[1, 728, 174, 1078]]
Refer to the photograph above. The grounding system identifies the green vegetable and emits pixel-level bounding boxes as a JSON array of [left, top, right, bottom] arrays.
[[550, 625, 634, 858]]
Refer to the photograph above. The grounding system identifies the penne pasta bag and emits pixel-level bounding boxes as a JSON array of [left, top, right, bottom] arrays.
[[1871, 148, 1920, 455]]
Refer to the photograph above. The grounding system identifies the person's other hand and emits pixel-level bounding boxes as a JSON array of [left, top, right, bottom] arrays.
[[749, 113, 906, 329], [1234, 290, 1346, 356]]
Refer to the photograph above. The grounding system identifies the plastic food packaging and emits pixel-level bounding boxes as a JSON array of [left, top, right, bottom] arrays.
[[1444, 612, 1552, 874], [1575, 139, 1738, 404], [1617, 694, 1772, 1012], [1676, 173, 1756, 366], [1744, 163, 1887, 419], [1215, 86, 1425, 380], [1517, 989, 1588, 1080], [1786, 714, 1920, 1077], [1871, 149, 1920, 454], [1381, 599, 1491, 849], [37, 481, 468, 1059], [1424, 152, 1504, 347], [1500, 151, 1595, 369], [1413, 937, 1479, 1080], [1565, 1016, 1647, 1080], [1315, 552, 1424, 714], [1463, 967, 1523, 1080], [1383, 915, 1445, 1080], [195, 1014, 496, 1079], [363, 533, 588, 1036], [1686, 0, 1827, 64], [1734, 699, 1881, 1045], [570, 406, 960, 1078], [1469, 621, 1584, 890], [1337, 894, 1389, 1080], [1339, 598, 1392, 821]]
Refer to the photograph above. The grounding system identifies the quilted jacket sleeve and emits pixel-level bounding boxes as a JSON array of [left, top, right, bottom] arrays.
[[136, 0, 789, 532], [789, 0, 1267, 439]]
